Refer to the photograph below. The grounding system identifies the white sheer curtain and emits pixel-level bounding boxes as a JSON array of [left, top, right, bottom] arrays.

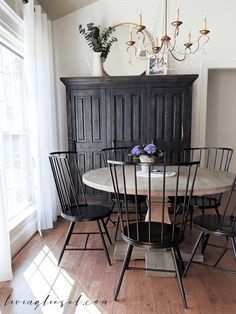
[[0, 172, 13, 282], [24, 0, 59, 233]]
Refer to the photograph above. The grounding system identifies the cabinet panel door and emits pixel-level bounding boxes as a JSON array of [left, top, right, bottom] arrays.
[[149, 87, 191, 157], [110, 88, 147, 147], [71, 89, 107, 195]]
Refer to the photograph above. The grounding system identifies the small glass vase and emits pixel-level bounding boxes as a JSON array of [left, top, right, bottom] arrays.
[[139, 155, 155, 173]]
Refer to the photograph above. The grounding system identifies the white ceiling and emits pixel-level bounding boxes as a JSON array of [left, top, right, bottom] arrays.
[[37, 0, 98, 21]]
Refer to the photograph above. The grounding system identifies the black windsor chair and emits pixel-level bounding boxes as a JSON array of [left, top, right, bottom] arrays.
[[49, 152, 112, 266], [182, 147, 233, 228], [183, 174, 236, 276], [108, 160, 199, 309], [102, 147, 147, 240]]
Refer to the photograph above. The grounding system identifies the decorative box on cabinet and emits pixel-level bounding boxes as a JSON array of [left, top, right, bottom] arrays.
[[61, 75, 198, 195]]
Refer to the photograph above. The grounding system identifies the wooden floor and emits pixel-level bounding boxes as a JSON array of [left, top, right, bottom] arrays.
[[0, 215, 236, 314]]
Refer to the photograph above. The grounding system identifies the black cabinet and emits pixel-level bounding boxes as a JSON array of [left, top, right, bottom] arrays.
[[110, 87, 147, 147], [70, 88, 107, 173], [61, 74, 198, 173]]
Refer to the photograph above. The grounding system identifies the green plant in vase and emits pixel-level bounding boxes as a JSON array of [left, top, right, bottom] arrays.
[[78, 23, 117, 75]]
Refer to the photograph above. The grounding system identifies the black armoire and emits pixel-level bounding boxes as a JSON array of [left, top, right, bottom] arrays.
[[61, 75, 198, 175]]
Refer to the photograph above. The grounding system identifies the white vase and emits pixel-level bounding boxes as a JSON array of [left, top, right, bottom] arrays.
[[139, 155, 155, 173], [92, 51, 103, 76]]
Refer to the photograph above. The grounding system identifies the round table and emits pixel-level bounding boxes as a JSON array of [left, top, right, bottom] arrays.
[[83, 166, 235, 196]]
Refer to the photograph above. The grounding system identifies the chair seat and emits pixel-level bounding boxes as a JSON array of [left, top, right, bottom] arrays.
[[62, 204, 112, 222], [190, 195, 220, 209], [193, 214, 236, 236], [122, 222, 182, 249]]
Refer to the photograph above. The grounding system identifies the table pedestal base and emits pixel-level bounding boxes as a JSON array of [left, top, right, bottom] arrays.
[[145, 250, 176, 277], [113, 241, 145, 261]]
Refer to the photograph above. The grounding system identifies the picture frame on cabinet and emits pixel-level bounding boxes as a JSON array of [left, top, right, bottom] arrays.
[[146, 53, 168, 75]]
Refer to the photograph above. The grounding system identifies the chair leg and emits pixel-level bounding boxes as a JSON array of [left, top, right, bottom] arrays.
[[114, 214, 120, 242], [214, 246, 228, 267], [97, 220, 112, 266], [189, 206, 193, 229], [101, 218, 112, 244], [105, 201, 116, 226], [183, 231, 204, 277], [214, 206, 220, 217], [171, 247, 187, 309], [114, 244, 133, 301], [58, 221, 75, 266], [230, 237, 236, 261], [174, 245, 185, 273], [201, 234, 210, 254], [213, 237, 229, 267]]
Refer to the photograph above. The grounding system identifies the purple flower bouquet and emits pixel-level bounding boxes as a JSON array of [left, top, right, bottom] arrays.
[[130, 143, 162, 161]]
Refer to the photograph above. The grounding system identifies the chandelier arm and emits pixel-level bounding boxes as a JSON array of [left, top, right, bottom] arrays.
[[137, 31, 146, 48], [190, 35, 209, 54], [168, 40, 192, 56], [174, 26, 179, 38], [169, 49, 187, 61], [127, 45, 137, 64], [168, 38, 177, 52]]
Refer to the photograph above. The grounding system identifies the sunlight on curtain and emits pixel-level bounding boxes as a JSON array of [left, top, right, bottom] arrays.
[[23, 0, 59, 233], [0, 172, 13, 281]]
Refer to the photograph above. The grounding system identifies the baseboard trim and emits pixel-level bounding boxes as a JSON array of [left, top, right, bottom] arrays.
[[10, 210, 37, 258]]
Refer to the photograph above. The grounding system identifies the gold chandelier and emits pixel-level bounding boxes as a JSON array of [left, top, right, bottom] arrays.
[[126, 0, 210, 65]]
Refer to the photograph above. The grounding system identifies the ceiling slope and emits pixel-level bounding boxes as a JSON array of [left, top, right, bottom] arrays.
[[37, 0, 98, 20]]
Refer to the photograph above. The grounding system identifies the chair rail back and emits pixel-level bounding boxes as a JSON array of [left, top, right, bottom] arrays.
[[108, 160, 199, 245], [102, 147, 132, 167], [183, 147, 233, 171], [218, 175, 236, 233], [49, 152, 87, 216]]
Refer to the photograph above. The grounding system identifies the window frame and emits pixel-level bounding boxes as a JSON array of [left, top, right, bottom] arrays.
[[0, 0, 37, 256], [0, 43, 35, 222]]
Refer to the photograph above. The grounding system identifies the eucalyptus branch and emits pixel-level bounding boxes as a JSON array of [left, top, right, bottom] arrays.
[[78, 23, 117, 59]]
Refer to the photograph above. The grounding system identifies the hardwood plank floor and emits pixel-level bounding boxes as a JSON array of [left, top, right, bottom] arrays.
[[0, 215, 236, 314]]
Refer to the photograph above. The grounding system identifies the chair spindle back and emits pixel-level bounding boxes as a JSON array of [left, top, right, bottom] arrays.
[[49, 152, 87, 216], [218, 175, 236, 233], [108, 161, 199, 245], [102, 147, 132, 167], [183, 147, 233, 171]]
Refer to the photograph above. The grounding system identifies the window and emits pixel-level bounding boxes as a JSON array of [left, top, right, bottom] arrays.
[[0, 43, 35, 221]]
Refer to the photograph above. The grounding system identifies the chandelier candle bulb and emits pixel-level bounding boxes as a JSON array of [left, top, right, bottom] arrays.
[[128, 31, 132, 41], [129, 25, 133, 41], [203, 17, 206, 30], [176, 8, 179, 22], [153, 37, 158, 47], [188, 33, 191, 43], [138, 14, 142, 26]]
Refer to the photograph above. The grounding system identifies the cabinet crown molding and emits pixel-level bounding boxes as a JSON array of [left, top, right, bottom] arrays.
[[61, 74, 198, 88]]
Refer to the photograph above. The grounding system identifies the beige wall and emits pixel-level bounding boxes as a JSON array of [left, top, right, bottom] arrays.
[[206, 69, 236, 172]]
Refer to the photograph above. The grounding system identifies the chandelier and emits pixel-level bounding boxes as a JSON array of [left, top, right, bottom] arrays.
[[126, 0, 210, 65]]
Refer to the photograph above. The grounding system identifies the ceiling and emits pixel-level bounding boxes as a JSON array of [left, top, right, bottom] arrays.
[[37, 0, 98, 21]]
